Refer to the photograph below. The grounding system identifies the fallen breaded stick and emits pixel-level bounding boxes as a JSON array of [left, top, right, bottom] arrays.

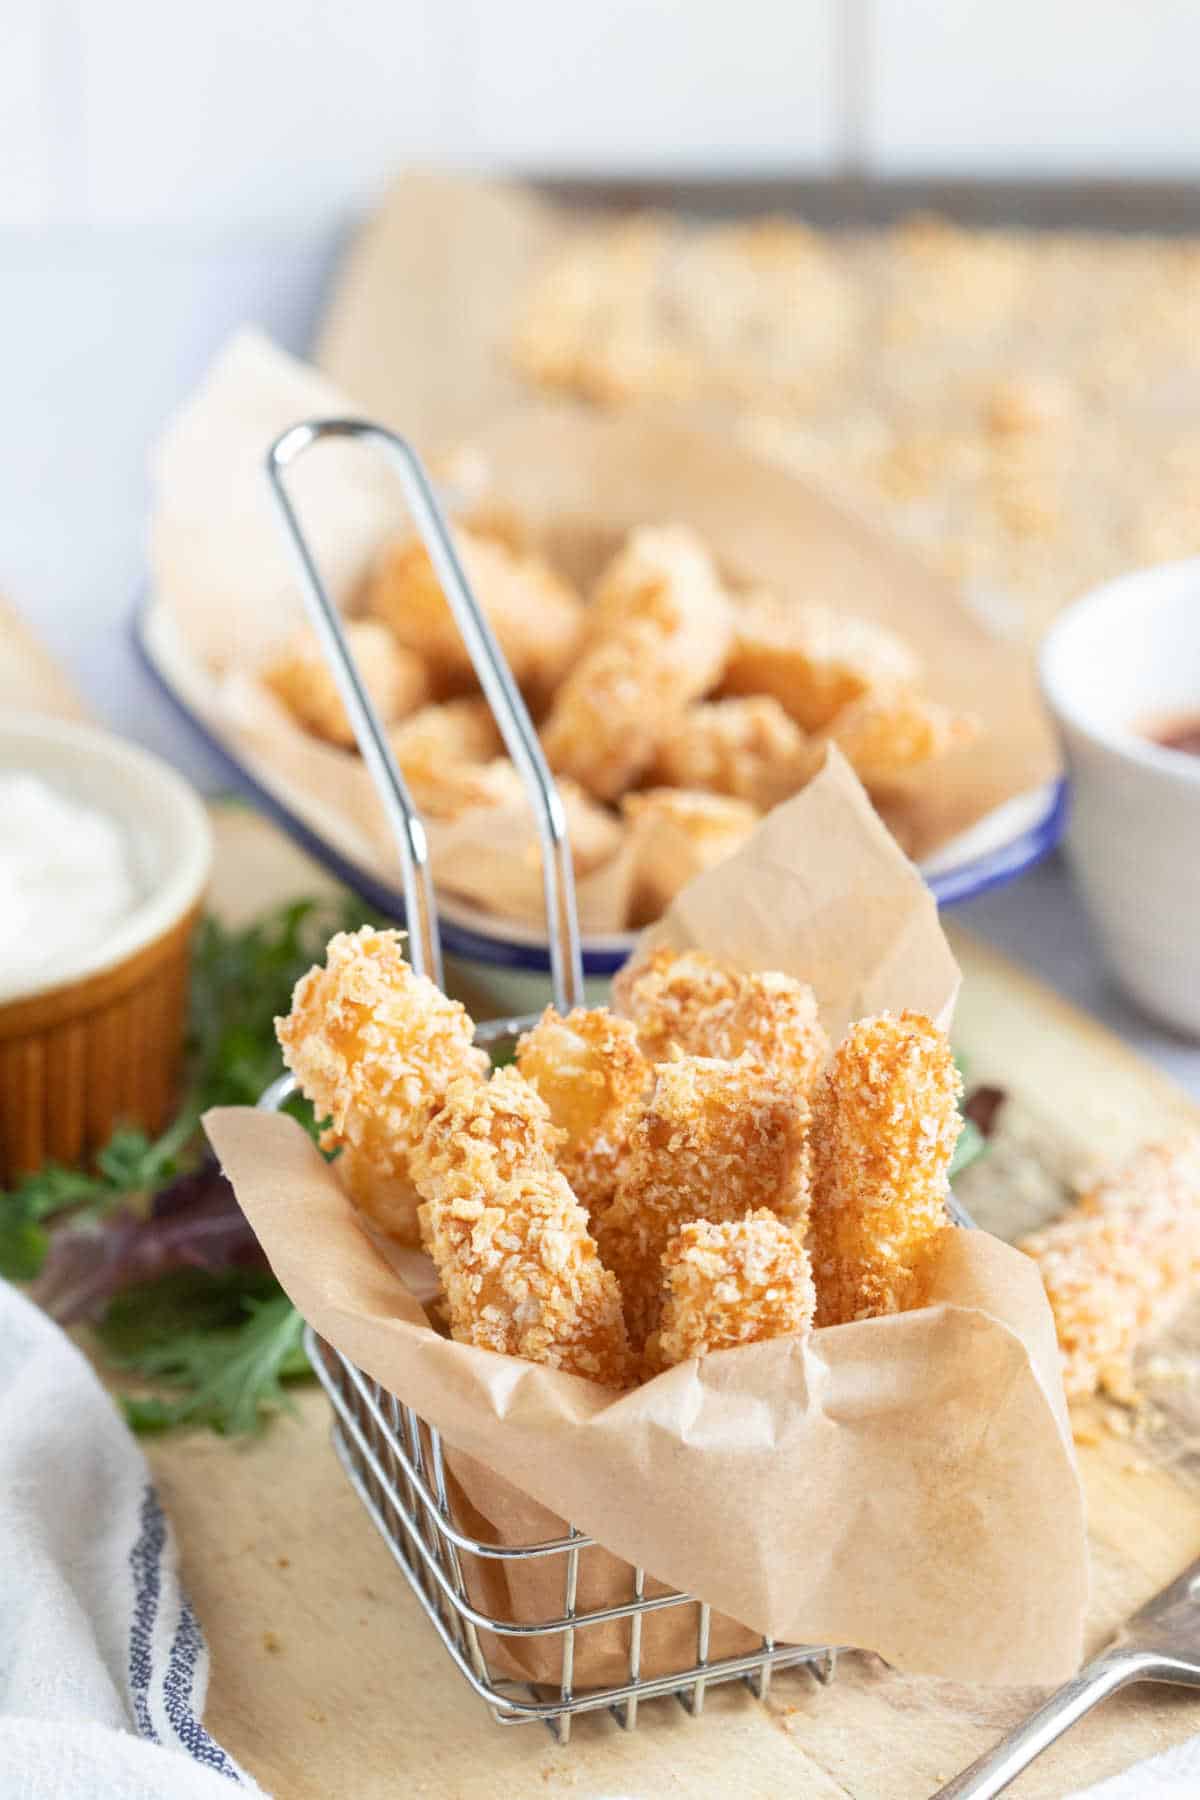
[[541, 526, 732, 800], [263, 620, 431, 747], [419, 1164, 632, 1387], [722, 594, 918, 732], [613, 946, 828, 1092], [275, 927, 488, 1243], [808, 1011, 961, 1326], [517, 1007, 649, 1216], [1020, 1134, 1200, 1400], [646, 1212, 816, 1373], [596, 1054, 811, 1351]]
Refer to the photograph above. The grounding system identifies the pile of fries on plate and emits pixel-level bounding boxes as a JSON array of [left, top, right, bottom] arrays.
[[260, 518, 976, 928], [276, 926, 963, 1388]]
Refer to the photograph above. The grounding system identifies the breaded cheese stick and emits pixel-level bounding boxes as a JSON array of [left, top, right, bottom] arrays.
[[263, 620, 430, 747], [613, 946, 828, 1092], [1019, 1134, 1200, 1399], [649, 695, 820, 810], [517, 1007, 649, 1216], [275, 927, 487, 1242], [722, 594, 918, 732], [823, 688, 978, 794], [541, 525, 732, 799], [646, 1212, 816, 1373], [596, 1054, 811, 1351], [410, 1066, 562, 1201], [418, 1165, 632, 1387], [808, 1011, 961, 1326]]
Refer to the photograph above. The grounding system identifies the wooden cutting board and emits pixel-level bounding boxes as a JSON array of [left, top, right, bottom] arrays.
[[144, 806, 1200, 1800]]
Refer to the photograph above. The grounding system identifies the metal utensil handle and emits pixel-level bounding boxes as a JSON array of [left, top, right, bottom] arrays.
[[265, 418, 585, 1013], [931, 1650, 1159, 1798]]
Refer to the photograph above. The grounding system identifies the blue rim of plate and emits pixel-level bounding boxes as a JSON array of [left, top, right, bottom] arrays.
[[133, 600, 1068, 975]]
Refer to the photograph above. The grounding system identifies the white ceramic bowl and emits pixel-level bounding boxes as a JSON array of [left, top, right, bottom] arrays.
[[0, 713, 213, 1177], [1040, 559, 1200, 1036]]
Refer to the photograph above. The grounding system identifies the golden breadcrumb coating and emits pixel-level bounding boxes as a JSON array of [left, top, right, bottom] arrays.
[[541, 526, 732, 800], [1019, 1134, 1200, 1400], [517, 1007, 649, 1216], [418, 1165, 632, 1387], [824, 688, 978, 794], [623, 788, 760, 920], [808, 1011, 961, 1326], [263, 620, 431, 747], [398, 753, 528, 822], [335, 1147, 426, 1246], [646, 1212, 816, 1373], [275, 928, 488, 1240], [613, 947, 828, 1091], [596, 1055, 812, 1351], [369, 530, 584, 698], [649, 696, 820, 810], [411, 1066, 561, 1202], [722, 594, 919, 733]]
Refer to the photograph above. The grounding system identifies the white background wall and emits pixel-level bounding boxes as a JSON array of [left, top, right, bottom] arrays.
[[4, 0, 1200, 234]]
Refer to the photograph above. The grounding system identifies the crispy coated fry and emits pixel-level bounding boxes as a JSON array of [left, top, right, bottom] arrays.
[[263, 620, 430, 747], [410, 1066, 562, 1202], [370, 529, 584, 697], [722, 594, 919, 733], [808, 1011, 960, 1326], [399, 754, 528, 822], [646, 1212, 816, 1373], [517, 1007, 649, 1216], [428, 774, 625, 922], [622, 789, 759, 921], [597, 1055, 811, 1350], [389, 697, 503, 770], [613, 946, 828, 1091], [1019, 1134, 1200, 1399], [275, 927, 487, 1243], [418, 1165, 632, 1387], [823, 688, 978, 794], [542, 526, 732, 799], [649, 696, 820, 810]]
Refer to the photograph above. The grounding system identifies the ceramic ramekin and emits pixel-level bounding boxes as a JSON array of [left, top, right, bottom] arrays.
[[0, 714, 212, 1180], [1040, 558, 1200, 1037]]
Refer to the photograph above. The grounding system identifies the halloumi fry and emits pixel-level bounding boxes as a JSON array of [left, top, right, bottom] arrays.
[[622, 788, 760, 921], [808, 1011, 960, 1326], [263, 620, 430, 747], [722, 594, 918, 732], [649, 696, 820, 810], [275, 927, 487, 1243], [419, 1165, 633, 1387], [597, 1054, 811, 1351], [646, 1211, 816, 1373], [517, 1007, 649, 1216]]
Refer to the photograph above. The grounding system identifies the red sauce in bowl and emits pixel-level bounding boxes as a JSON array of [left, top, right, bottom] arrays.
[[1143, 713, 1200, 758]]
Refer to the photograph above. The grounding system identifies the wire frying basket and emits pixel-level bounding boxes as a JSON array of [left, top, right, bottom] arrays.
[[256, 419, 847, 1740]]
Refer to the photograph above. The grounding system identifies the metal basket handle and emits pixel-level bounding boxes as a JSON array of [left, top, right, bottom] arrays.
[[264, 418, 585, 1013]]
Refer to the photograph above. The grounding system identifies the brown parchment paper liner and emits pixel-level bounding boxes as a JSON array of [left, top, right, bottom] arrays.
[[204, 756, 1087, 1685], [148, 326, 1057, 896]]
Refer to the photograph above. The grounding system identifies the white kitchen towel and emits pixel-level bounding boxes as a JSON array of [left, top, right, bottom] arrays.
[[0, 1279, 265, 1798], [1068, 1733, 1200, 1799]]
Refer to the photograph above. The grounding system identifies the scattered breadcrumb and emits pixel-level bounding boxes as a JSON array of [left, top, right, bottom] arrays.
[[809, 1012, 961, 1326], [646, 1211, 816, 1373], [517, 1007, 649, 1216]]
